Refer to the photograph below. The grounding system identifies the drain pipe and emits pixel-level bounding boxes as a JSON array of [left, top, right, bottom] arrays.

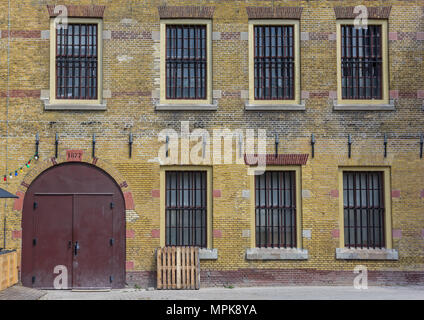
[[3, 0, 11, 250]]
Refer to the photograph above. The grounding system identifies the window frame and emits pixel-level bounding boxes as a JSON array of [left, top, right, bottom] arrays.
[[336, 19, 389, 105], [254, 170, 297, 248], [248, 19, 301, 106], [164, 170, 208, 247], [160, 19, 212, 105], [49, 18, 103, 106], [249, 166, 302, 249], [165, 24, 207, 100], [160, 166, 213, 248], [338, 167, 393, 249]]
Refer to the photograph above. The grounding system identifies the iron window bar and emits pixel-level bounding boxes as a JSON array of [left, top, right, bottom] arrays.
[[56, 24, 98, 100], [165, 171, 207, 248], [343, 171, 385, 249], [255, 171, 297, 248], [254, 25, 295, 100], [341, 25, 382, 100], [166, 25, 207, 100]]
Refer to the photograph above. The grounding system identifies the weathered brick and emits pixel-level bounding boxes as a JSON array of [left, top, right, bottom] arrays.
[[213, 230, 222, 238], [331, 229, 340, 239], [126, 229, 135, 239], [392, 190, 401, 198], [151, 189, 160, 198], [124, 192, 135, 210], [151, 229, 160, 238], [393, 229, 402, 239], [1, 0, 423, 289], [213, 190, 221, 198], [13, 191, 25, 211], [329, 190, 339, 198], [126, 261, 134, 271]]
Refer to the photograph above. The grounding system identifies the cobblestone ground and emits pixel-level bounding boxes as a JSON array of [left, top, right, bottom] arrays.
[[35, 286, 424, 300]]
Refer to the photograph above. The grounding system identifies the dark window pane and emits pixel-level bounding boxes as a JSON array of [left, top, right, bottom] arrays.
[[341, 25, 382, 100], [165, 171, 207, 247], [343, 171, 385, 248], [166, 25, 207, 99], [56, 23, 98, 100], [255, 171, 296, 248], [254, 25, 295, 100]]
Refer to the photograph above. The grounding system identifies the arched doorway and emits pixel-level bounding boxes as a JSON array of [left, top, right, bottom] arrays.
[[21, 162, 125, 289]]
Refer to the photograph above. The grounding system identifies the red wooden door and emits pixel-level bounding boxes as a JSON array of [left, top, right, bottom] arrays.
[[72, 195, 113, 289], [31, 195, 73, 288], [22, 162, 126, 289]]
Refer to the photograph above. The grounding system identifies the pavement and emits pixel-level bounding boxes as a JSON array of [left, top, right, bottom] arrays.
[[35, 285, 424, 300], [0, 285, 46, 300], [1, 285, 423, 300]]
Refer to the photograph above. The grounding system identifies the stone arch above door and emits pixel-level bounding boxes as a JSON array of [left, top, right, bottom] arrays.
[[13, 154, 139, 223]]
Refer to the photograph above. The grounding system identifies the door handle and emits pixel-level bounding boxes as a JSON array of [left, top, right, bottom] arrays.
[[74, 241, 80, 256]]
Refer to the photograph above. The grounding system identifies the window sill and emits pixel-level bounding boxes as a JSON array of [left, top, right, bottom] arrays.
[[245, 247, 308, 260], [332, 99, 395, 111], [155, 101, 218, 111], [199, 248, 218, 260], [43, 98, 107, 111], [245, 101, 305, 111], [335, 248, 399, 260]]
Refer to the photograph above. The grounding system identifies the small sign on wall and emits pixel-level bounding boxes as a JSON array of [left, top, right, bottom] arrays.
[[66, 150, 83, 162]]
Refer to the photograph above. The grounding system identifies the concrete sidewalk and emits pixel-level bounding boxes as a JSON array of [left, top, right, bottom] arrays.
[[0, 285, 46, 300], [38, 285, 424, 300]]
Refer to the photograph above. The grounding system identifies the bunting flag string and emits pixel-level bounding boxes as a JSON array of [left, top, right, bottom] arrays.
[[3, 154, 38, 182]]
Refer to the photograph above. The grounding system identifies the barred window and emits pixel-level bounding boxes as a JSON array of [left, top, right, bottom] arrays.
[[255, 171, 296, 248], [343, 171, 385, 248], [56, 24, 98, 100], [165, 171, 207, 247], [341, 25, 382, 100], [166, 25, 207, 99], [254, 25, 294, 100]]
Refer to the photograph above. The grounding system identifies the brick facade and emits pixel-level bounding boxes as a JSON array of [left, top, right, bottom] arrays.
[[0, 0, 423, 288]]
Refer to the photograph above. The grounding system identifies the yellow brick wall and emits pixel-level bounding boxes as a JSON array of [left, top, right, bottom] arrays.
[[0, 0, 423, 285]]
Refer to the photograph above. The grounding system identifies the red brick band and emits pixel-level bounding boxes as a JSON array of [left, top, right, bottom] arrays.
[[334, 6, 392, 19], [246, 7, 303, 19], [47, 5, 105, 18], [127, 269, 424, 288], [113, 91, 151, 97], [0, 30, 41, 39], [158, 6, 215, 19], [244, 154, 309, 166], [0, 90, 40, 98], [111, 31, 152, 40]]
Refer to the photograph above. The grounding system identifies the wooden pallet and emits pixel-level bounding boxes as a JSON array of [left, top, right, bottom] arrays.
[[157, 246, 200, 290], [0, 250, 19, 291]]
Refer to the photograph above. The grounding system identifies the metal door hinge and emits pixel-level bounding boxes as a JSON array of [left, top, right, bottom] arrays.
[[33, 202, 38, 210], [110, 238, 114, 246], [110, 275, 113, 283], [32, 238, 37, 246], [32, 276, 35, 284], [110, 202, 115, 209]]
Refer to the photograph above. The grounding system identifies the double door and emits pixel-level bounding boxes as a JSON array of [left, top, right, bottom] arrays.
[[30, 194, 114, 289]]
